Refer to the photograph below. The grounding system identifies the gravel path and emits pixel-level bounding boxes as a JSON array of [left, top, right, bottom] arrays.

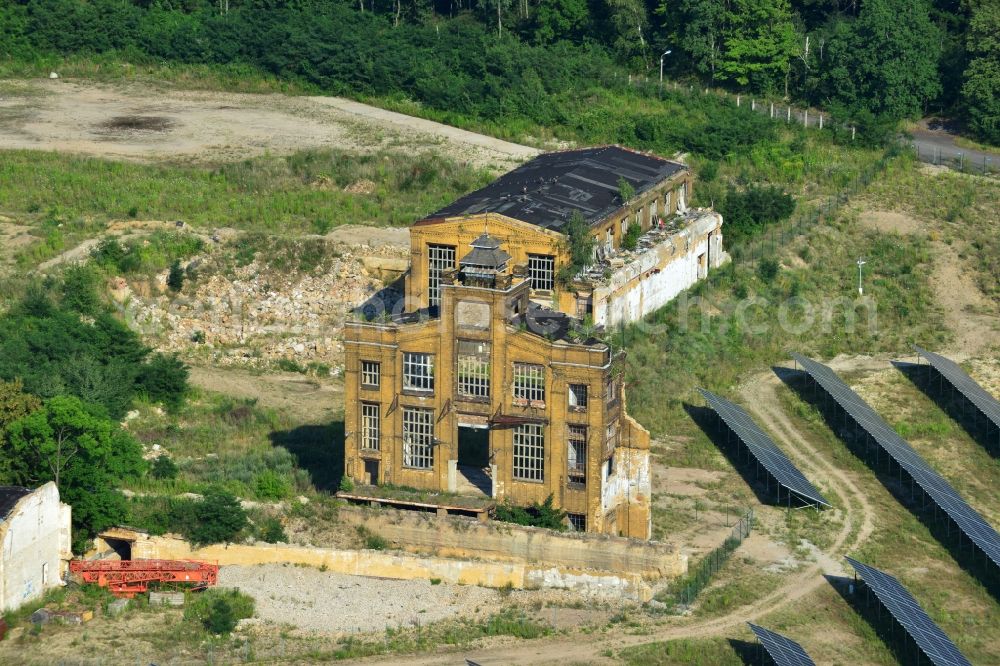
[[219, 564, 500, 634]]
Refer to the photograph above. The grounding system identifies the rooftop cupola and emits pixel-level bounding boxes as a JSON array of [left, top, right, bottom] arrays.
[[458, 233, 511, 287]]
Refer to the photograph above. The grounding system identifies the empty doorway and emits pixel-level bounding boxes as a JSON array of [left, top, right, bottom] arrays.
[[457, 426, 491, 495]]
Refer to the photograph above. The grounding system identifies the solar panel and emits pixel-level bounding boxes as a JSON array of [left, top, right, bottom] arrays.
[[845, 557, 971, 666], [914, 346, 1000, 431], [747, 623, 816, 666], [792, 354, 1000, 568], [699, 389, 830, 508]]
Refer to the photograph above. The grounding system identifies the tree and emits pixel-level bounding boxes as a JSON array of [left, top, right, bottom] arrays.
[[962, 1, 1000, 144], [61, 264, 101, 315], [189, 486, 247, 545], [2, 395, 145, 552], [0, 378, 41, 433], [532, 0, 590, 43], [167, 259, 184, 292], [822, 0, 941, 120], [716, 0, 798, 93], [558, 210, 596, 284], [137, 353, 189, 413]]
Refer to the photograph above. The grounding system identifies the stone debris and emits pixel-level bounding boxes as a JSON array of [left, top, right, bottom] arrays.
[[218, 564, 499, 634], [117, 237, 408, 369], [107, 598, 130, 617]]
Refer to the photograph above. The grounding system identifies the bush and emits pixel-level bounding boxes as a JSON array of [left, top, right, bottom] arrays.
[[256, 516, 287, 543], [184, 589, 254, 635], [719, 185, 796, 239], [757, 258, 780, 282], [136, 353, 188, 413], [167, 260, 184, 292], [621, 223, 642, 251], [188, 486, 247, 546], [494, 494, 567, 531], [150, 455, 179, 480], [253, 469, 291, 500]]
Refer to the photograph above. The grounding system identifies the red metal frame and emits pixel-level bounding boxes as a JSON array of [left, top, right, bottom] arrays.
[[69, 559, 219, 597]]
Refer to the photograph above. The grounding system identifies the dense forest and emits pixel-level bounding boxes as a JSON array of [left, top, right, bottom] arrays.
[[0, 0, 997, 144]]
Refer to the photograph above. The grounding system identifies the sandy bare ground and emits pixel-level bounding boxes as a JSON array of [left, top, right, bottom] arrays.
[[858, 208, 999, 356], [0, 79, 539, 169], [187, 365, 343, 423]]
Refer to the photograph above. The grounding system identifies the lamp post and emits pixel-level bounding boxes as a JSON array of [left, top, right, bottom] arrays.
[[659, 50, 672, 88], [856, 258, 866, 296]]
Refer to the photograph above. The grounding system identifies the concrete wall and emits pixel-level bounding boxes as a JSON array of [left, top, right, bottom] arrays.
[[0, 483, 72, 612], [594, 211, 725, 328], [112, 531, 656, 601], [336, 506, 682, 580]]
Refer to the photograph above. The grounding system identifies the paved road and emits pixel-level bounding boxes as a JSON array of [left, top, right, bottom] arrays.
[[910, 119, 999, 174]]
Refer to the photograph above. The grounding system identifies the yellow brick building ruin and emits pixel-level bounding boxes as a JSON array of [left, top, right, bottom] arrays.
[[343, 146, 726, 539]]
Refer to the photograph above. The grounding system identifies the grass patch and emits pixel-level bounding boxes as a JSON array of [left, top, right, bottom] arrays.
[[618, 637, 745, 665], [0, 148, 492, 234]]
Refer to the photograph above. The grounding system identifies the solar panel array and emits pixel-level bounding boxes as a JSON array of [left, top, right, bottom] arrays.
[[914, 346, 1000, 430], [747, 623, 816, 666], [791, 353, 1000, 568], [846, 557, 971, 666], [699, 389, 830, 508]]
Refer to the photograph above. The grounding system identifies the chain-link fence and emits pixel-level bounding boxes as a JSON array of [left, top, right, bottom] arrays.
[[728, 143, 903, 269], [911, 142, 998, 176], [657, 508, 755, 610]]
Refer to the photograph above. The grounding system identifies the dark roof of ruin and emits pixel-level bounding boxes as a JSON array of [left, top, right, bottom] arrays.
[[418, 146, 685, 232], [0, 486, 32, 520]]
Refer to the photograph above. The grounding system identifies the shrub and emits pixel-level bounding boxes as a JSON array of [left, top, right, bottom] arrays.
[[494, 494, 567, 531], [757, 258, 780, 282], [719, 185, 796, 239], [256, 516, 287, 543], [184, 589, 254, 635], [253, 469, 291, 500], [150, 455, 179, 480], [136, 353, 188, 413], [188, 486, 247, 546], [621, 223, 642, 251], [167, 260, 184, 292]]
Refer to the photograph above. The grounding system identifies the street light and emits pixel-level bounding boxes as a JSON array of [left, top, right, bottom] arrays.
[[659, 50, 672, 87], [856, 257, 866, 296]]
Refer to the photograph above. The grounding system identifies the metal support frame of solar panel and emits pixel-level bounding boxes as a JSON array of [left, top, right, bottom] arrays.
[[791, 353, 1000, 569], [699, 389, 830, 509], [747, 623, 816, 666], [845, 557, 970, 666], [914, 345, 1000, 436]]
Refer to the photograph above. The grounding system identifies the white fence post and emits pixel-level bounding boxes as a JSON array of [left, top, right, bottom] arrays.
[[770, 102, 774, 118], [819, 114, 823, 129], [736, 95, 741, 107], [751, 99, 756, 111], [804, 110, 808, 127], [787, 107, 791, 123]]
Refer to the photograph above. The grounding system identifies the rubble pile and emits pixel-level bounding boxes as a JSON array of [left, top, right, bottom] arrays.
[[116, 239, 408, 370]]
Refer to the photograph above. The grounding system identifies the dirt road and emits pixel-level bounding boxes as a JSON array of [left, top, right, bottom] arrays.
[[0, 79, 539, 169], [187, 365, 342, 423], [352, 368, 875, 665]]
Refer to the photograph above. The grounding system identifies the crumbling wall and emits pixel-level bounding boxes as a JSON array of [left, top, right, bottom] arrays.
[[337, 506, 679, 579], [110, 531, 657, 601], [0, 483, 71, 613], [594, 211, 725, 327]]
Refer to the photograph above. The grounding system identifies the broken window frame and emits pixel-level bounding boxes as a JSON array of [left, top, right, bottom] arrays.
[[513, 363, 545, 404], [402, 407, 434, 469], [605, 419, 619, 458], [427, 244, 456, 309], [568, 383, 588, 411], [513, 423, 545, 482], [567, 424, 587, 486], [456, 340, 491, 400], [361, 402, 380, 452], [567, 513, 587, 531], [403, 352, 434, 393], [527, 254, 555, 292], [361, 360, 380, 389]]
